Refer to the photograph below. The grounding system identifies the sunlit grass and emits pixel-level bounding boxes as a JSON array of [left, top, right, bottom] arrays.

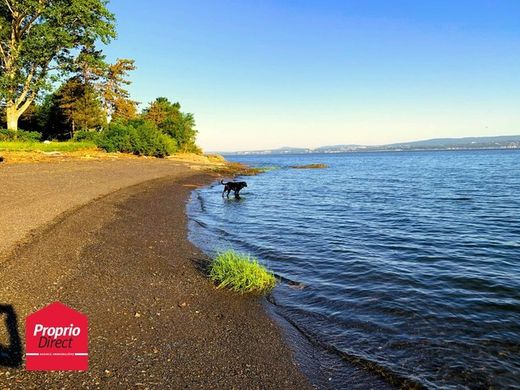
[[209, 250, 277, 294], [0, 141, 97, 152]]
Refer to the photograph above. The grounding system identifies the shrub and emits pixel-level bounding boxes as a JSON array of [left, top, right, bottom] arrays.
[[0, 129, 42, 142], [209, 250, 277, 294], [95, 120, 177, 157], [0, 129, 13, 141], [73, 130, 99, 142], [132, 120, 177, 157], [95, 121, 137, 153]]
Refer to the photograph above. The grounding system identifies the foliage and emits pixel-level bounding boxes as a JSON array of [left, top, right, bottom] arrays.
[[0, 0, 116, 130], [0, 129, 41, 142], [95, 119, 177, 157], [143, 97, 199, 152], [0, 1, 202, 154], [73, 130, 99, 142], [143, 97, 179, 125], [57, 77, 106, 132], [111, 97, 138, 121], [129, 119, 177, 157], [209, 250, 277, 294], [3, 92, 201, 154], [102, 58, 138, 119], [33, 92, 72, 140], [69, 50, 138, 121], [95, 120, 136, 153], [0, 140, 95, 152]]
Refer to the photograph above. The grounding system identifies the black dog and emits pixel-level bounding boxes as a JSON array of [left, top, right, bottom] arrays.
[[221, 180, 247, 198]]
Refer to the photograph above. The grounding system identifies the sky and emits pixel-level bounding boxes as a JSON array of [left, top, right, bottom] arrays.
[[103, 0, 520, 152]]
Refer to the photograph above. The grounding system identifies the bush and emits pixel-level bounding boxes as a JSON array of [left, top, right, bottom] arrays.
[[0, 129, 42, 142], [209, 250, 277, 294], [73, 130, 99, 142], [95, 121, 136, 153], [95, 120, 177, 157], [132, 120, 177, 157]]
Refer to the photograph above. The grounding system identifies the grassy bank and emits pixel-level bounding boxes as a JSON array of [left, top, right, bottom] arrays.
[[0, 141, 97, 153]]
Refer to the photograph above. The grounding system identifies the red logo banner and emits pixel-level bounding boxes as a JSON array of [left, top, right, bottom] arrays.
[[25, 302, 88, 371]]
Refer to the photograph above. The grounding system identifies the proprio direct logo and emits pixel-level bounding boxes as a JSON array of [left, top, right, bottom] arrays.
[[25, 302, 88, 371]]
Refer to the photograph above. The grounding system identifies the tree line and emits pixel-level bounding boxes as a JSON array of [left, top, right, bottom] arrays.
[[0, 0, 199, 155]]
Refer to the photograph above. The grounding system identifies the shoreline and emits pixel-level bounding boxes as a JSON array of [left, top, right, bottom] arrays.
[[0, 160, 311, 388]]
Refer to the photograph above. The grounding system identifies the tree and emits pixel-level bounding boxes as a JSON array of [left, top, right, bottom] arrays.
[[142, 97, 198, 152], [174, 112, 198, 152], [72, 46, 106, 85], [57, 76, 105, 135], [72, 50, 137, 121], [111, 96, 137, 121], [100, 58, 137, 120], [0, 0, 115, 132], [35, 92, 69, 139], [72, 84, 105, 132], [143, 97, 180, 126]]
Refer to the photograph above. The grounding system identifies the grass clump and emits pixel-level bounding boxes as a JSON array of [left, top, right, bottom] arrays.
[[209, 250, 276, 294]]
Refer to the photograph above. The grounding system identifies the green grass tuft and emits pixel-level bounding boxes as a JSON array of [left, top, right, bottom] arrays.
[[209, 250, 277, 294]]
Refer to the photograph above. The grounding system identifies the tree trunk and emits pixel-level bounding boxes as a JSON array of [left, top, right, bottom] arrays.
[[6, 103, 19, 133]]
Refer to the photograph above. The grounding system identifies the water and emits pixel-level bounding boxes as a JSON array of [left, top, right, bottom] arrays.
[[187, 150, 520, 389]]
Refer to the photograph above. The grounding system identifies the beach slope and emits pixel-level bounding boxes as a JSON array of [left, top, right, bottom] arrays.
[[0, 162, 310, 389]]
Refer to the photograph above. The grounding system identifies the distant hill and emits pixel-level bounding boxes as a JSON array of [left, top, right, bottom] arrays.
[[223, 135, 520, 155], [386, 135, 520, 150]]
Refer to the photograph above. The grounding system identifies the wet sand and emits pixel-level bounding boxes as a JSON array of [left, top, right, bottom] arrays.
[[0, 162, 310, 389]]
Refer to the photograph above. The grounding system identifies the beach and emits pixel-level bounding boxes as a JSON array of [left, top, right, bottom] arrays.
[[0, 159, 310, 389]]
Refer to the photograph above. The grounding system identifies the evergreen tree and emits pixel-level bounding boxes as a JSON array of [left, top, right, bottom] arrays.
[[56, 77, 106, 136], [142, 97, 198, 152]]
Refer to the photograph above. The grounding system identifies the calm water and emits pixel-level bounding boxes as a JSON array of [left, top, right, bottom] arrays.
[[187, 150, 520, 389]]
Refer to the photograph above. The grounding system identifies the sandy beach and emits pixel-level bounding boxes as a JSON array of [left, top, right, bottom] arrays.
[[0, 159, 310, 389]]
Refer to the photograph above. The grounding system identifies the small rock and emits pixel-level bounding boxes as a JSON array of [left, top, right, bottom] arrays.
[[287, 281, 305, 290], [43, 151, 63, 157], [178, 302, 187, 308], [134, 312, 141, 318]]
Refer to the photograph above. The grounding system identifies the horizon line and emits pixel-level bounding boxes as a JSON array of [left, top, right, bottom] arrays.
[[207, 133, 520, 154]]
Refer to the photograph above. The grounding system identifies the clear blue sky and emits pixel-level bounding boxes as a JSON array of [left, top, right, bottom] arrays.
[[103, 0, 520, 152]]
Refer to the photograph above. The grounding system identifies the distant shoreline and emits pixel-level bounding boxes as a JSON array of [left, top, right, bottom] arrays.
[[217, 134, 520, 155], [223, 145, 520, 156]]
